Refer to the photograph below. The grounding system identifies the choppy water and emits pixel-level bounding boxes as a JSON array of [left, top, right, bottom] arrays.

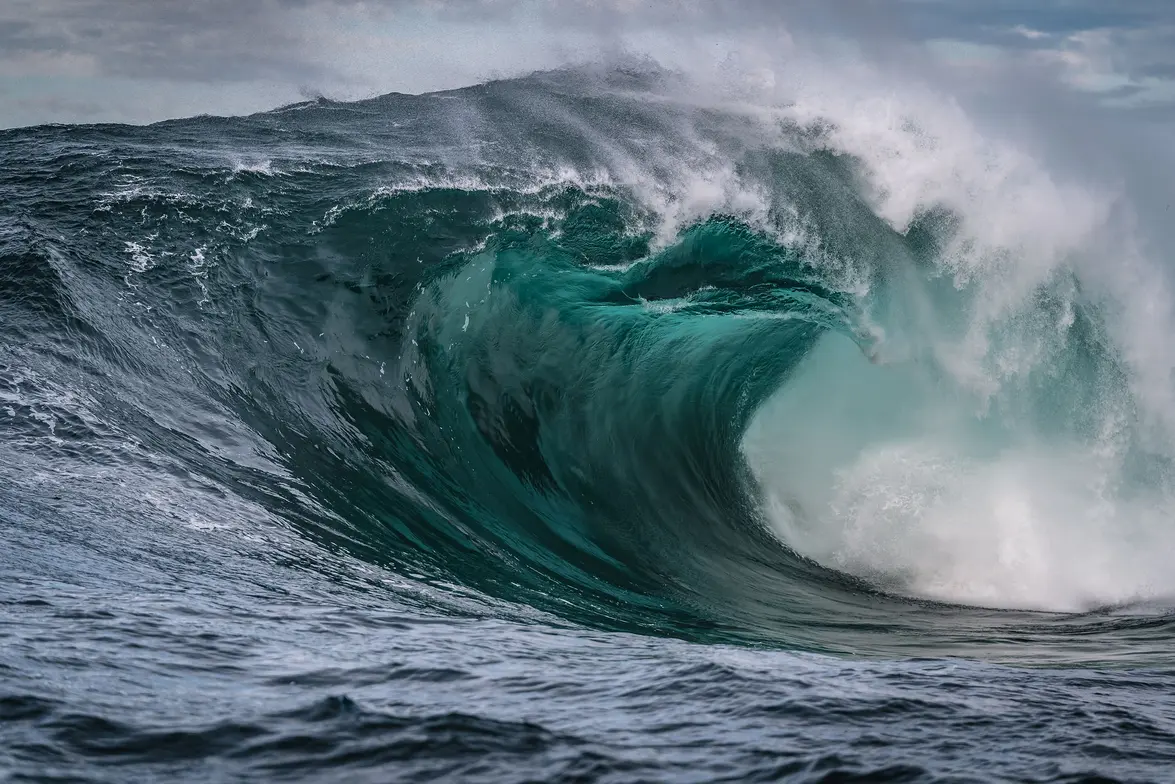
[[2, 65, 1174, 782]]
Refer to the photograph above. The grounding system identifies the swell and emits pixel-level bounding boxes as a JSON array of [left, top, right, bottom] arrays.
[[2, 68, 1174, 663]]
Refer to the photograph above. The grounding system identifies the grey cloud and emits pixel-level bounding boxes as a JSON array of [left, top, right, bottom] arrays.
[[4, 0, 1175, 129], [1140, 63, 1175, 79], [0, 0, 350, 82], [0, 0, 921, 105], [0, 17, 71, 53], [1099, 83, 1149, 101], [11, 93, 105, 117], [3, 1, 1175, 85]]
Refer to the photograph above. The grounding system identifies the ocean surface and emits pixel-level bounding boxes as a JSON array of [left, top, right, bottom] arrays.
[[2, 65, 1174, 782]]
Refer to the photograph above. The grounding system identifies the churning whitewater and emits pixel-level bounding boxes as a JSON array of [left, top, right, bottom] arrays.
[[2, 63, 1175, 782]]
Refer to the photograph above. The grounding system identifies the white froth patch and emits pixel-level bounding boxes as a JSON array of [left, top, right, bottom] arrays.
[[746, 329, 1175, 614], [230, 158, 277, 176], [683, 54, 1175, 613], [753, 425, 1175, 613], [821, 441, 1173, 612]]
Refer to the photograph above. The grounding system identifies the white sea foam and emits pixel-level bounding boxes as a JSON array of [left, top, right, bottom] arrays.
[[717, 53, 1175, 612]]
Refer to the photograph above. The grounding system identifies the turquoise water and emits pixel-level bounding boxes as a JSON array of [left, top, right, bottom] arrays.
[[2, 66, 1174, 781]]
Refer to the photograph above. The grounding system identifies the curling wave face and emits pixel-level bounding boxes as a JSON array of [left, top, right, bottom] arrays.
[[3, 65, 1174, 664]]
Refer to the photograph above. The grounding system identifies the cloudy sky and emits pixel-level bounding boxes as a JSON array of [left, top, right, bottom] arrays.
[[3, 0, 1175, 128]]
